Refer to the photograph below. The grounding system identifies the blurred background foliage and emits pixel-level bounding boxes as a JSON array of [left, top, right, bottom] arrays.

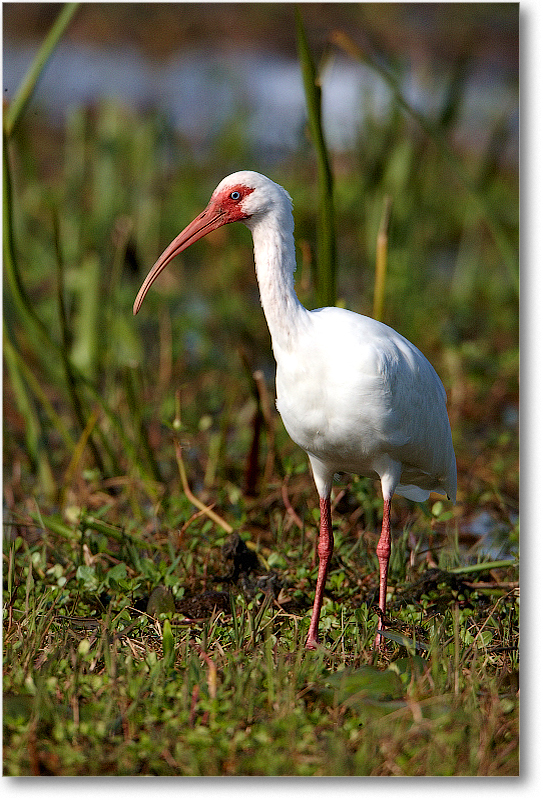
[[4, 1, 518, 536]]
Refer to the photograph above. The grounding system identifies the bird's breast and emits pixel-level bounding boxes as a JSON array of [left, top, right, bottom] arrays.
[[274, 341, 389, 472]]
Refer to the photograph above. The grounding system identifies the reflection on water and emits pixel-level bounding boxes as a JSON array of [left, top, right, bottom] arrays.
[[3, 40, 518, 161]]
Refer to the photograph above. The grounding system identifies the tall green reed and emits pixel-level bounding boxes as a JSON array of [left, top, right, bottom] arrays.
[[3, 3, 159, 496], [295, 10, 337, 308], [3, 3, 80, 138], [3, 4, 81, 492]]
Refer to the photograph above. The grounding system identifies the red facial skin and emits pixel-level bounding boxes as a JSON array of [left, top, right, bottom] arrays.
[[133, 185, 255, 314]]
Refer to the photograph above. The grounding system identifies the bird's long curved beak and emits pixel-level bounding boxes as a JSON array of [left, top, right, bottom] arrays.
[[133, 203, 227, 315]]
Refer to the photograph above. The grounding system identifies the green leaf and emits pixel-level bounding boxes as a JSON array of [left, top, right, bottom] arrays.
[[388, 656, 428, 685], [147, 586, 176, 617], [75, 565, 98, 591], [105, 563, 128, 589], [162, 619, 175, 664], [325, 664, 404, 706]]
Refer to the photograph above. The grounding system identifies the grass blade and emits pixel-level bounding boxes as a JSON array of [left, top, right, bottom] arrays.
[[4, 3, 80, 137], [296, 9, 336, 308], [3, 320, 75, 451], [3, 324, 56, 496], [3, 129, 51, 348], [373, 195, 392, 322]]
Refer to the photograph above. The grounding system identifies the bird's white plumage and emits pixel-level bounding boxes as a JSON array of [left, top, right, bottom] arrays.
[[135, 169, 457, 649], [276, 306, 456, 503], [218, 171, 456, 507]]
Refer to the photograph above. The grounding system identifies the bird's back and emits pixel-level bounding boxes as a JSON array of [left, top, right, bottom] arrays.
[[274, 306, 456, 502]]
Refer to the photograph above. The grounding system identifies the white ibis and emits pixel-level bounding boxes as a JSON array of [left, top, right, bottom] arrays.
[[134, 171, 456, 650]]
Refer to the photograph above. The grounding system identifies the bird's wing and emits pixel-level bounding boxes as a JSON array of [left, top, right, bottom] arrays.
[[303, 308, 456, 499]]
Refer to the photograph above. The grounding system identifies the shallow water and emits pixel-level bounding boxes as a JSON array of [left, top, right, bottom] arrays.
[[3, 39, 518, 162]]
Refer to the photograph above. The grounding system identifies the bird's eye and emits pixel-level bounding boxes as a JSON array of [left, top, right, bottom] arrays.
[[230, 191, 241, 201]]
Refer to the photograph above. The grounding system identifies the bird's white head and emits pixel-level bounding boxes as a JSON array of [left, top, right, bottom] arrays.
[[211, 171, 293, 229], [133, 171, 292, 314]]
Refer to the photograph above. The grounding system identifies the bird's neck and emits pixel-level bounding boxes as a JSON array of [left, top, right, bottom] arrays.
[[248, 215, 307, 355]]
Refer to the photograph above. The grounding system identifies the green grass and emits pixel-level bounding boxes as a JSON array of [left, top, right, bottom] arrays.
[[3, 5, 518, 777], [4, 481, 518, 776]]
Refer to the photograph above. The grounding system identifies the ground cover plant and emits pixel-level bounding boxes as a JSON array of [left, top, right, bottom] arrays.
[[3, 4, 518, 776]]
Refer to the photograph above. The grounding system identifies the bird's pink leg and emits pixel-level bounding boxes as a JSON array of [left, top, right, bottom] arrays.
[[305, 496, 333, 650], [374, 497, 392, 650]]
